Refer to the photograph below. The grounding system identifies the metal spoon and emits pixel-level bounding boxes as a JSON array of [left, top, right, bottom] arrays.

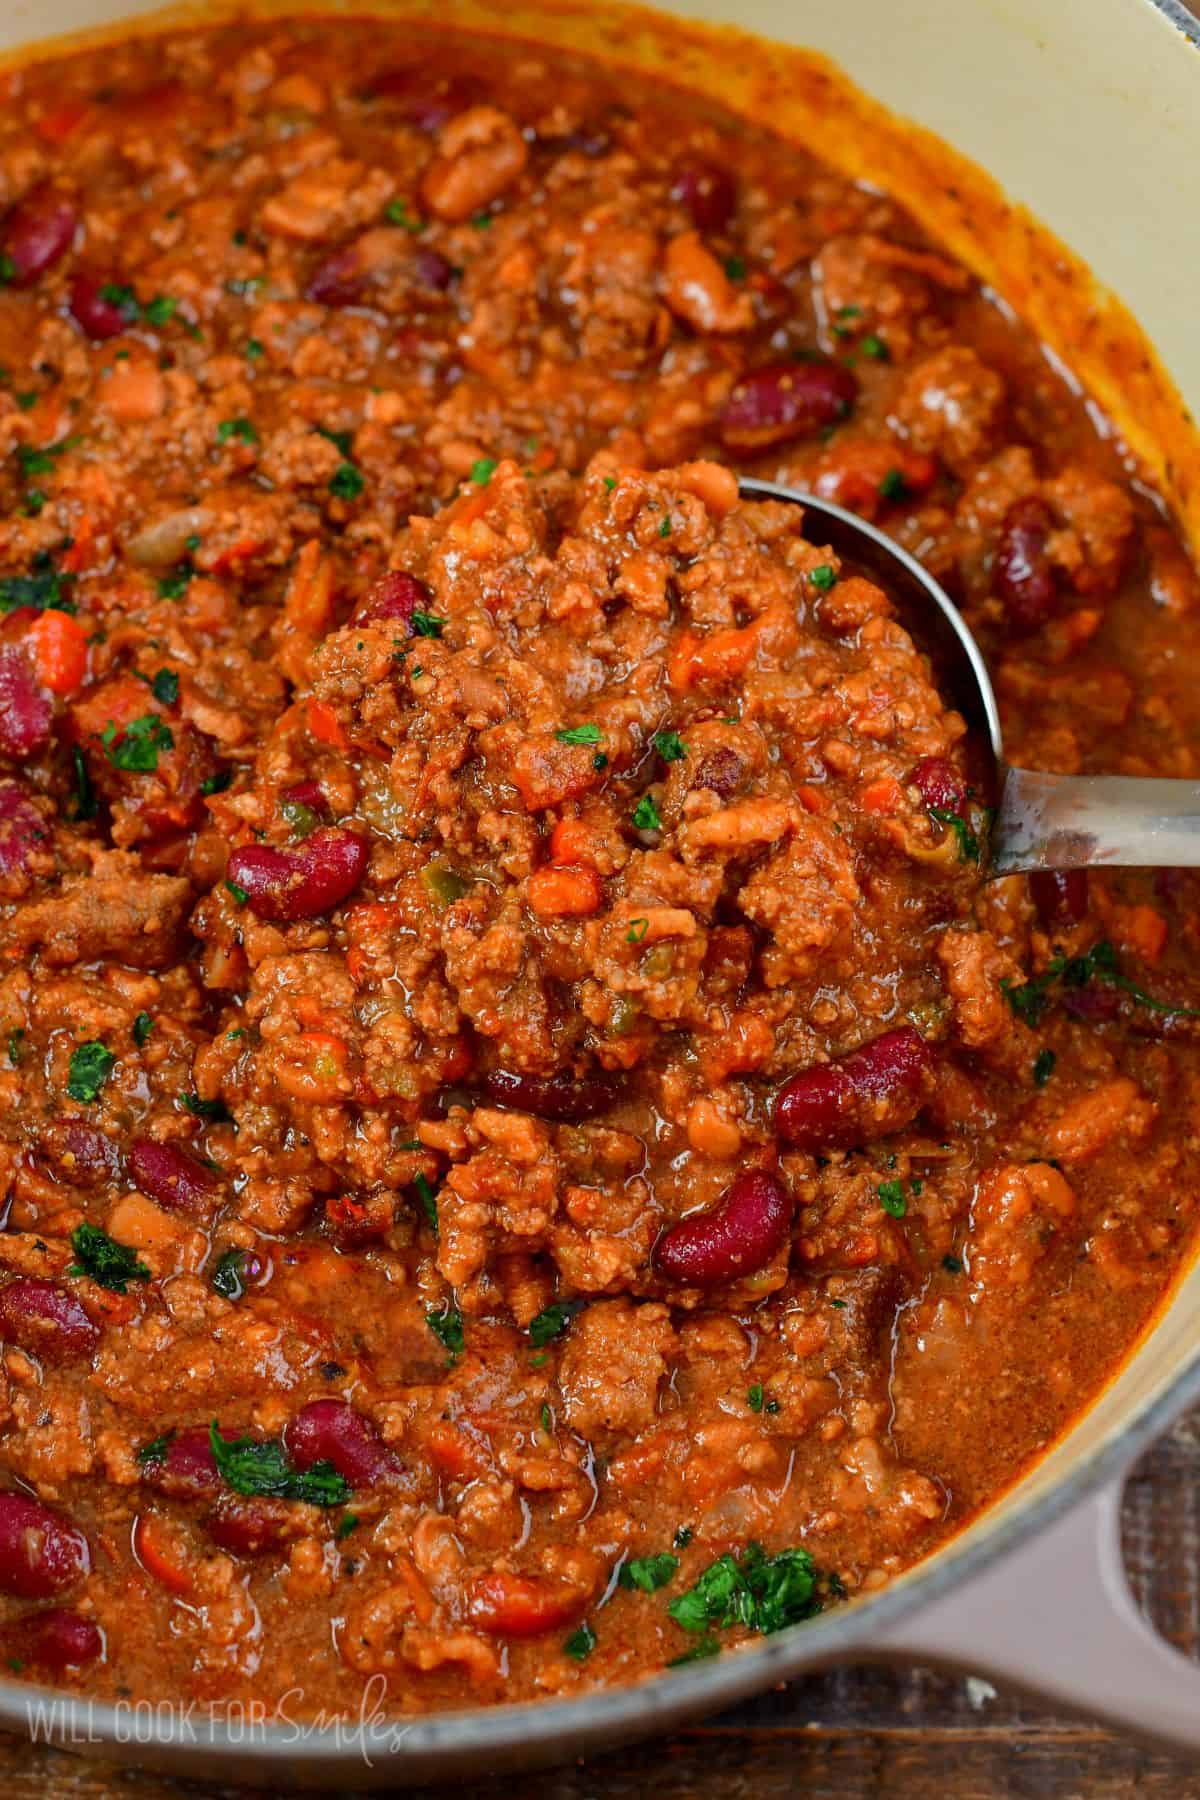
[[741, 477, 1200, 875]]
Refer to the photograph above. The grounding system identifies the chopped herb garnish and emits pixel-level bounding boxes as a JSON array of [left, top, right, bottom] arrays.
[[225, 879, 249, 906], [216, 416, 258, 446], [669, 1637, 721, 1666], [426, 1304, 464, 1361], [619, 1552, 679, 1594], [101, 713, 173, 773], [658, 515, 672, 539], [631, 795, 662, 832], [668, 1542, 820, 1639], [179, 1092, 231, 1122], [723, 255, 746, 281], [98, 282, 139, 321], [747, 1384, 766, 1412], [654, 730, 687, 763], [930, 807, 981, 864], [626, 917, 650, 944], [132, 1011, 154, 1048], [157, 565, 193, 600], [470, 211, 493, 230], [6, 1028, 23, 1066], [877, 1179, 907, 1218], [70, 745, 95, 821], [469, 457, 497, 485], [136, 1431, 174, 1468], [244, 338, 265, 360], [556, 723, 602, 745], [673, 1526, 693, 1550], [411, 610, 445, 638], [603, 476, 617, 492], [384, 197, 424, 231], [859, 333, 889, 361], [539, 1402, 552, 1434], [564, 1622, 596, 1662], [414, 1171, 439, 1235], [878, 468, 910, 504], [208, 1420, 350, 1507], [1001, 937, 1200, 1027], [315, 426, 353, 456], [67, 1222, 149, 1293], [329, 463, 365, 500], [529, 1301, 574, 1347], [143, 294, 179, 327], [211, 1248, 247, 1301], [200, 769, 233, 797], [1033, 1047, 1056, 1088], [0, 551, 72, 615], [150, 668, 179, 707], [337, 1513, 360, 1541], [808, 564, 837, 592], [15, 391, 37, 411], [67, 1040, 115, 1103]]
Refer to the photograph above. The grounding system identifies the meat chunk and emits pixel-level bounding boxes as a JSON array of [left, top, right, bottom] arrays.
[[936, 928, 1025, 1056], [6, 853, 191, 969], [892, 345, 1005, 472], [967, 1160, 1076, 1290], [557, 1299, 674, 1445]]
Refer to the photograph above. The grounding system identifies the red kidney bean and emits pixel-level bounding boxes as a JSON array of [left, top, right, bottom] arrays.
[[205, 1498, 288, 1557], [281, 778, 327, 820], [0, 780, 46, 881], [481, 1067, 622, 1122], [691, 746, 746, 799], [3, 186, 77, 284], [0, 647, 52, 758], [910, 756, 967, 814], [654, 1169, 793, 1287], [283, 1399, 401, 1488], [142, 1426, 219, 1498], [671, 159, 736, 234], [227, 825, 369, 923], [0, 1279, 99, 1363], [128, 1139, 221, 1215], [775, 1025, 933, 1150], [994, 496, 1060, 634], [38, 1120, 119, 1189], [719, 359, 858, 452], [0, 1493, 90, 1598], [67, 271, 135, 340], [1029, 868, 1089, 930], [3, 1607, 103, 1674], [352, 570, 431, 628], [412, 247, 455, 292], [367, 68, 483, 129], [306, 246, 365, 309]]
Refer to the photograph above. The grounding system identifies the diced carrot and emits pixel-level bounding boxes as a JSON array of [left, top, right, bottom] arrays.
[[549, 816, 598, 867], [1110, 903, 1168, 964], [306, 697, 349, 750], [133, 1513, 195, 1596], [860, 775, 904, 816], [467, 1572, 584, 1639], [26, 610, 88, 695], [669, 621, 761, 691], [527, 864, 602, 918], [274, 1031, 351, 1103], [209, 538, 265, 576], [425, 1421, 489, 1481], [284, 540, 336, 637]]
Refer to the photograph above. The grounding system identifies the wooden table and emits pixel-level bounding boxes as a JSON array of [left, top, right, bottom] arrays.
[[4, 1411, 1199, 1799]]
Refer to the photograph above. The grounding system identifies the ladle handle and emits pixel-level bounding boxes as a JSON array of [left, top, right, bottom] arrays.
[[992, 768, 1200, 874]]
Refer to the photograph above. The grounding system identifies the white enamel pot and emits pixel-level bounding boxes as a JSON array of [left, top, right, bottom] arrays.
[[1, 0, 1199, 1781]]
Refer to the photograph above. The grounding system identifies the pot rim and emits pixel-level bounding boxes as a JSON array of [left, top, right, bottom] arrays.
[[1, 0, 1198, 1769]]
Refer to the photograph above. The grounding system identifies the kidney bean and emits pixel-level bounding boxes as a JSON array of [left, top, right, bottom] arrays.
[[283, 1399, 400, 1488], [775, 1025, 933, 1150], [0, 1493, 90, 1598], [994, 496, 1060, 634], [719, 359, 858, 452], [38, 1120, 119, 1189], [412, 247, 455, 292], [227, 826, 369, 923], [692, 746, 746, 799], [0, 780, 46, 881], [910, 756, 967, 814], [128, 1138, 220, 1215], [671, 159, 736, 234], [367, 68, 483, 130], [654, 1169, 793, 1287], [352, 570, 431, 628], [142, 1426, 219, 1498], [3, 186, 77, 284], [481, 1067, 622, 1122], [205, 1498, 288, 1557], [467, 1571, 585, 1638], [0, 646, 52, 758], [3, 1607, 103, 1674], [306, 246, 365, 308], [67, 271, 135, 340], [1029, 868, 1089, 930], [0, 1278, 99, 1363]]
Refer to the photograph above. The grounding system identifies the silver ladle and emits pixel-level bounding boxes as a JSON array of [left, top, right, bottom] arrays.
[[742, 478, 1200, 875]]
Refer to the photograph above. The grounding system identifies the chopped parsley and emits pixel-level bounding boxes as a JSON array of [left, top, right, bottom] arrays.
[[556, 723, 602, 746], [626, 918, 650, 944], [859, 333, 889, 361], [384, 197, 424, 232], [470, 211, 493, 230], [136, 1431, 174, 1468], [208, 1420, 350, 1507], [723, 255, 746, 281], [1033, 1047, 1057, 1088], [426, 1304, 464, 1361], [244, 338, 265, 360], [143, 294, 179, 328], [216, 416, 258, 446], [619, 1552, 679, 1594], [877, 1179, 907, 1219], [179, 1092, 231, 1122], [529, 1301, 575, 1347], [411, 610, 445, 638], [539, 1402, 553, 1434], [564, 1622, 596, 1662], [67, 1222, 149, 1294], [808, 564, 837, 592], [225, 880, 249, 906], [150, 668, 179, 707], [469, 457, 497, 485], [878, 468, 910, 504], [658, 515, 672, 539], [211, 1248, 248, 1300], [70, 745, 95, 821], [747, 1384, 766, 1413], [654, 730, 687, 763], [98, 282, 140, 321], [669, 1637, 721, 1667], [337, 1513, 360, 1541], [67, 1040, 115, 1103], [930, 806, 981, 864], [413, 1171, 439, 1235], [200, 769, 233, 797], [132, 1011, 155, 1048], [668, 1542, 821, 1640], [673, 1526, 693, 1550], [631, 795, 662, 832], [6, 1028, 23, 1067], [329, 463, 365, 500], [1001, 938, 1200, 1027], [157, 565, 193, 600], [0, 552, 72, 615], [102, 713, 173, 773]]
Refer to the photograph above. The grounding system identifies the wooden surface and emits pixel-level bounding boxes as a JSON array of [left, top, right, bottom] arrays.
[[3, 1411, 1200, 1797]]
